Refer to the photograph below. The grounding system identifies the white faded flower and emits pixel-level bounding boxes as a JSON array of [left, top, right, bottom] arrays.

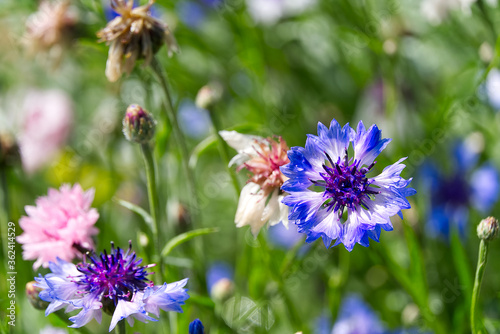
[[220, 130, 290, 236], [97, 0, 179, 82]]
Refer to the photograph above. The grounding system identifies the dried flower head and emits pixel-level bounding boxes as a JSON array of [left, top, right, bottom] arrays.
[[97, 0, 179, 82], [24, 0, 78, 61]]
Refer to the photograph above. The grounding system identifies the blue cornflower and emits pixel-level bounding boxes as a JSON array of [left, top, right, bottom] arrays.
[[281, 119, 415, 251], [332, 295, 384, 334], [421, 140, 499, 239], [34, 242, 189, 332], [189, 319, 205, 333]]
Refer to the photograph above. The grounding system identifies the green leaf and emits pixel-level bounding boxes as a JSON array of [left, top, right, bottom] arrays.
[[402, 220, 429, 301], [188, 292, 215, 309], [451, 229, 473, 305], [113, 198, 154, 232], [161, 227, 220, 257], [189, 135, 218, 170]]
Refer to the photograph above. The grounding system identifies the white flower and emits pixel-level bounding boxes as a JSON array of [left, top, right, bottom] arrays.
[[220, 130, 290, 236], [485, 68, 500, 110], [421, 0, 497, 25], [246, 0, 317, 25]]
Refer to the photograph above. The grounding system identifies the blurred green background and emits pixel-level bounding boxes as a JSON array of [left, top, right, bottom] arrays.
[[2, 0, 500, 333]]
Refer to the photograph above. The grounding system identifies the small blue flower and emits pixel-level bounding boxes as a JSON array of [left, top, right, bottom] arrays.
[[176, 1, 206, 29], [34, 242, 189, 332], [421, 140, 499, 239], [332, 295, 384, 334], [281, 120, 415, 251], [189, 319, 205, 334]]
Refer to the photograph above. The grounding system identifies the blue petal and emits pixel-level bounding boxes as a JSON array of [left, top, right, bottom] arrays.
[[109, 299, 154, 332], [470, 163, 499, 213], [316, 120, 353, 162], [353, 121, 391, 167], [281, 147, 315, 192], [453, 140, 479, 172], [332, 295, 385, 334], [143, 279, 190, 317]]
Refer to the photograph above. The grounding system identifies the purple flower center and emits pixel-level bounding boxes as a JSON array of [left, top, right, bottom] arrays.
[[75, 243, 154, 307], [312, 151, 379, 217]]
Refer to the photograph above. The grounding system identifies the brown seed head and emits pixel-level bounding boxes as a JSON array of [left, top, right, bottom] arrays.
[[97, 0, 179, 82]]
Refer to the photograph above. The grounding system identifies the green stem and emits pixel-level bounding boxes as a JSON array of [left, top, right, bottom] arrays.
[[149, 57, 208, 293], [150, 57, 200, 224], [376, 244, 446, 334], [258, 233, 302, 330], [116, 320, 126, 334], [140, 143, 163, 282], [471, 239, 489, 334], [209, 107, 241, 196]]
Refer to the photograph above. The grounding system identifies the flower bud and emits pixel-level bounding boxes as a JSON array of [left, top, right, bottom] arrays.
[[211, 278, 234, 301], [477, 216, 499, 241], [26, 281, 49, 310], [195, 82, 223, 110], [138, 231, 149, 248], [189, 319, 205, 334], [122, 105, 156, 144], [207, 262, 234, 301]]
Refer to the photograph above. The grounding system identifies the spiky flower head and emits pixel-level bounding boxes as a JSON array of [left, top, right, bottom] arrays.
[[97, 0, 179, 82], [281, 119, 416, 251], [24, 0, 78, 61], [477, 216, 499, 241], [35, 242, 189, 331], [123, 104, 157, 143]]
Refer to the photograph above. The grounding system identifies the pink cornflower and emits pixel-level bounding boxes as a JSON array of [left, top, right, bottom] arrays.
[[18, 89, 73, 174], [220, 130, 290, 236], [18, 90, 73, 173], [17, 184, 99, 270]]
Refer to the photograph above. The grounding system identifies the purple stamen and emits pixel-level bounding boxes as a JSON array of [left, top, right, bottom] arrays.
[[317, 151, 377, 216]]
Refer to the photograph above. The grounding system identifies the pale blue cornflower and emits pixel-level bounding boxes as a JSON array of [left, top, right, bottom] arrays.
[[281, 119, 415, 251], [34, 242, 189, 331]]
